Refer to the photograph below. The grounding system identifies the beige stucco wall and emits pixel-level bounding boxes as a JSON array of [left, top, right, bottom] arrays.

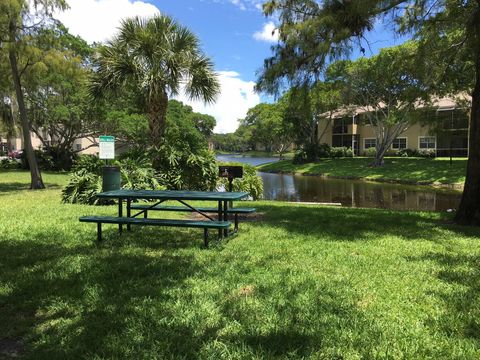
[[356, 122, 433, 153], [318, 119, 438, 154], [2, 132, 100, 155], [318, 119, 333, 146], [74, 137, 99, 155]]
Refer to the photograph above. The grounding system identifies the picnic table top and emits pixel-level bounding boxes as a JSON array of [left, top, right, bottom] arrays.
[[96, 189, 249, 201]]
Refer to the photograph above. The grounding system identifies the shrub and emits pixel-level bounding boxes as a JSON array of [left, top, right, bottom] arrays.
[[21, 149, 55, 171], [0, 158, 21, 169], [385, 149, 400, 157], [317, 143, 331, 158], [418, 149, 436, 158], [62, 155, 163, 205], [217, 162, 263, 200], [365, 147, 376, 157], [120, 157, 162, 190], [153, 145, 218, 191], [398, 148, 418, 157], [330, 147, 353, 158], [293, 149, 309, 164], [61, 170, 103, 205], [21, 147, 78, 171]]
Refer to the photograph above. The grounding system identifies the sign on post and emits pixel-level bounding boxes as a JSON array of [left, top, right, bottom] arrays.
[[99, 136, 115, 160]]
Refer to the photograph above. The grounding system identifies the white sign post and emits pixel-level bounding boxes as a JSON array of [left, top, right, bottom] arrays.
[[99, 136, 115, 161]]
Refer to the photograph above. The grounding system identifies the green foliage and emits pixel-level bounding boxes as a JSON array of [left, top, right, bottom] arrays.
[[21, 149, 55, 171], [212, 127, 255, 153], [89, 15, 219, 147], [292, 149, 309, 164], [165, 100, 210, 153], [217, 162, 264, 200], [62, 155, 105, 205], [365, 147, 376, 158], [240, 102, 293, 154], [61, 169, 103, 205], [0, 158, 20, 169], [330, 147, 353, 158], [418, 149, 436, 158], [293, 143, 351, 163], [188, 112, 216, 137], [62, 155, 163, 205], [154, 145, 218, 191]]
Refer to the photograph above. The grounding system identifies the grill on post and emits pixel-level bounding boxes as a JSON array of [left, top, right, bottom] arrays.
[[219, 166, 243, 192]]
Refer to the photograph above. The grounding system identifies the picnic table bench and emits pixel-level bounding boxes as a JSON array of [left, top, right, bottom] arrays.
[[79, 189, 253, 247], [129, 204, 256, 232]]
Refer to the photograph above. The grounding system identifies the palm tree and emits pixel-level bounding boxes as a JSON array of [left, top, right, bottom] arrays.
[[90, 15, 220, 148]]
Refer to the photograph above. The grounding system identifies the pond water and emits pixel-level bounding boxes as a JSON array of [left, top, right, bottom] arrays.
[[216, 154, 462, 212]]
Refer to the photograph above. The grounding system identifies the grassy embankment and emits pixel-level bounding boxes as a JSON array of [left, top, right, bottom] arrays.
[[1, 170, 480, 358], [258, 157, 467, 187], [216, 150, 295, 159]]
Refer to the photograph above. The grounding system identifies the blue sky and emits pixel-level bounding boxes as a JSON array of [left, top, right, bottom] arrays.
[[55, 0, 408, 133], [154, 0, 274, 83]]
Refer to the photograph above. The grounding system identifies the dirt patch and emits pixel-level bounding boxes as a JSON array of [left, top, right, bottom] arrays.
[[0, 338, 25, 359]]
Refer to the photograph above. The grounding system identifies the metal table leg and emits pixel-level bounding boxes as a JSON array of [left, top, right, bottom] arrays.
[[217, 200, 223, 240], [126, 198, 131, 231], [223, 200, 229, 237], [118, 197, 123, 234]]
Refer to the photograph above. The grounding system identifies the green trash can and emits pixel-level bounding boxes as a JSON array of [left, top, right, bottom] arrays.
[[102, 166, 121, 192]]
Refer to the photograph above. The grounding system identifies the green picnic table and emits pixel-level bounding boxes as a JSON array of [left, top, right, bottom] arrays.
[[79, 189, 254, 247]]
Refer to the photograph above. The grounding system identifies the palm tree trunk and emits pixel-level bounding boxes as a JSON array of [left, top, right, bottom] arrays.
[[148, 92, 168, 148], [8, 41, 45, 189]]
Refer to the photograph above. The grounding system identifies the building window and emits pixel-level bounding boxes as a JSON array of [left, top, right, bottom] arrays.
[[438, 109, 469, 130], [392, 138, 407, 150], [419, 136, 436, 149], [332, 117, 353, 134], [75, 144, 82, 151], [364, 138, 376, 149]]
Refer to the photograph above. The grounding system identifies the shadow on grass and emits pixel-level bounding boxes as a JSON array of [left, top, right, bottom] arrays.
[[2, 201, 480, 358], [0, 228, 207, 358], [0, 182, 62, 194], [249, 203, 480, 242], [216, 268, 386, 358], [407, 251, 480, 342]]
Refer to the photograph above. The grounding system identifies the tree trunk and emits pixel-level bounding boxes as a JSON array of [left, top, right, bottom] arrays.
[[372, 143, 388, 167], [454, 52, 480, 224], [454, 9, 480, 225], [8, 41, 45, 189], [148, 91, 168, 148]]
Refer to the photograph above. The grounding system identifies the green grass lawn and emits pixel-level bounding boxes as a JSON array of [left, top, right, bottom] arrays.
[[1, 170, 480, 358], [258, 157, 467, 186]]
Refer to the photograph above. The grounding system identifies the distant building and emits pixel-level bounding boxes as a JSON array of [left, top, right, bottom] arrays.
[[317, 97, 470, 157], [0, 128, 99, 156]]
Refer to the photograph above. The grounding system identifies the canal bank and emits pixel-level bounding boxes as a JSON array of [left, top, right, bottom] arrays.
[[257, 157, 466, 190], [217, 154, 463, 212]]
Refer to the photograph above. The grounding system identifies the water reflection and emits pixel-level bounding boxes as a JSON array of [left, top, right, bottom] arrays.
[[260, 172, 461, 212], [216, 154, 462, 211], [216, 154, 278, 166]]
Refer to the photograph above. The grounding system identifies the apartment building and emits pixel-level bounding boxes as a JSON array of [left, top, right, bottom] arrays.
[[0, 130, 98, 156], [318, 97, 470, 157]]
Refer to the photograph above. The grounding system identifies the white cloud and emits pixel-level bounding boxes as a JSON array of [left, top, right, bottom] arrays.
[[55, 0, 160, 44], [253, 21, 279, 43], [230, 0, 246, 11], [177, 71, 260, 133], [56, 1, 259, 134]]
